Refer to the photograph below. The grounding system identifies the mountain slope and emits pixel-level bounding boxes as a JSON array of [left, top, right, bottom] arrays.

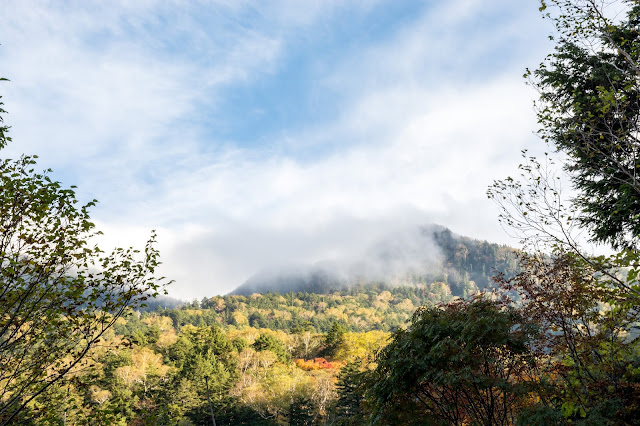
[[230, 225, 519, 296]]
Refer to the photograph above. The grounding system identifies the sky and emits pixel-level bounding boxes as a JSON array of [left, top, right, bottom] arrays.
[[0, 0, 555, 299]]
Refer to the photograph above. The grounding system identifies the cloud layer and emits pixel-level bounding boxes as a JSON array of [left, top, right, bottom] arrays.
[[0, 0, 553, 298]]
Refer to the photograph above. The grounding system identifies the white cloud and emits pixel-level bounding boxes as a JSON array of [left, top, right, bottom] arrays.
[[114, 75, 540, 298], [0, 0, 554, 299]]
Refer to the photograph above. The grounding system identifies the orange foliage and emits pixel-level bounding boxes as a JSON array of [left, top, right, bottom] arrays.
[[294, 357, 344, 371]]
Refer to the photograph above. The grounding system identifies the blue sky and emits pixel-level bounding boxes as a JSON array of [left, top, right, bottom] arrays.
[[1, 0, 554, 298]]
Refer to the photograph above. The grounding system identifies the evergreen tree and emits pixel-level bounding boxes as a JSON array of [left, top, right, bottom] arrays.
[[288, 395, 315, 426], [532, 0, 640, 249], [322, 322, 346, 357], [334, 360, 368, 425]]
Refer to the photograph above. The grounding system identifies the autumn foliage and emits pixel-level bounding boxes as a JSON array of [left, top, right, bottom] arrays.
[[295, 358, 345, 371]]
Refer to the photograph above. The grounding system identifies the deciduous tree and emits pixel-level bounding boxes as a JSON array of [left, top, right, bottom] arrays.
[[496, 251, 640, 422], [370, 298, 541, 425], [0, 85, 167, 425]]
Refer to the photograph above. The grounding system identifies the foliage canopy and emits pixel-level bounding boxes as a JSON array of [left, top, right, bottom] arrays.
[[370, 298, 540, 425]]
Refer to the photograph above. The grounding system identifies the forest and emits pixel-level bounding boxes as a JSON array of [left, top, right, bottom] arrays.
[[2, 0, 640, 424]]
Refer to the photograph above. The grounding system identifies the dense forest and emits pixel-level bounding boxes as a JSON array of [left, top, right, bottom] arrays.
[[148, 227, 520, 334], [9, 307, 385, 424], [2, 0, 640, 424], [9, 255, 640, 424]]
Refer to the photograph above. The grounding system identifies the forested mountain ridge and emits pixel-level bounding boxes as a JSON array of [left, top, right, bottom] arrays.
[[159, 284, 448, 333], [231, 225, 520, 297]]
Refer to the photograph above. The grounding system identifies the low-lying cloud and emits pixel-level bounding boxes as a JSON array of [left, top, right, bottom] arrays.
[[1, 0, 553, 299]]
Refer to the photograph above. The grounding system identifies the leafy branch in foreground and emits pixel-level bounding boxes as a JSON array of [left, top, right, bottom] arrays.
[[496, 250, 640, 422], [489, 0, 640, 293], [0, 86, 169, 425]]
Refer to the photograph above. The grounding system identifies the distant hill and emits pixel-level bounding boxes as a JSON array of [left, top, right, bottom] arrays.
[[138, 294, 184, 311], [232, 265, 346, 296], [230, 225, 519, 297]]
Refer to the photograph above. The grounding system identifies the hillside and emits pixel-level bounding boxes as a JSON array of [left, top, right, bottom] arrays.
[[230, 225, 519, 297]]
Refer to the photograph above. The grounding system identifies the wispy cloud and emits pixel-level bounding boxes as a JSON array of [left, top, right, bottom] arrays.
[[1, 0, 553, 298]]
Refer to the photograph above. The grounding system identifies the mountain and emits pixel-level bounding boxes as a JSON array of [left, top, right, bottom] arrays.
[[230, 225, 519, 296], [231, 265, 346, 295], [138, 294, 183, 311]]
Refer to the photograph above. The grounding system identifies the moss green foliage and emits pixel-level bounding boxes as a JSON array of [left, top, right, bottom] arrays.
[[2, 306, 386, 424], [161, 281, 509, 335], [163, 285, 435, 333], [334, 360, 368, 425], [252, 333, 290, 363], [288, 395, 316, 426], [321, 322, 346, 357], [370, 298, 540, 425]]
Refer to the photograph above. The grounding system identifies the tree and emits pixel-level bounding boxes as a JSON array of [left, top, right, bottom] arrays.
[[334, 359, 369, 425], [294, 330, 315, 360], [0, 85, 168, 424], [490, 3, 640, 296], [288, 395, 315, 426], [252, 333, 290, 363], [114, 346, 171, 395], [321, 321, 346, 357], [531, 0, 640, 250], [486, 2, 640, 422], [161, 325, 239, 424], [370, 298, 541, 425], [0, 79, 9, 150], [488, 0, 640, 309], [496, 251, 640, 422]]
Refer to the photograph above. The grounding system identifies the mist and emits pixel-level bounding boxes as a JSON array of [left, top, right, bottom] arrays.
[[160, 211, 452, 299], [318, 225, 445, 282], [230, 224, 448, 296]]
